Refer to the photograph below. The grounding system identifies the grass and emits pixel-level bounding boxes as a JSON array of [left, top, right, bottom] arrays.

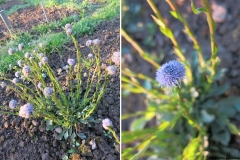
[[6, 4, 32, 15], [0, 0, 119, 74]]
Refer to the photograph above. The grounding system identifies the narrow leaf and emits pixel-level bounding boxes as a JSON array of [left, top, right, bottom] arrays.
[[191, 1, 206, 14]]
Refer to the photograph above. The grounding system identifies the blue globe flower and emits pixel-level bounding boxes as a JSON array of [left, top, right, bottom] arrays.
[[156, 60, 186, 89]]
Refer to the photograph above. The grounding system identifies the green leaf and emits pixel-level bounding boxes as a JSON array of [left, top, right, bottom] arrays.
[[183, 137, 200, 160], [46, 120, 53, 126], [201, 110, 215, 123], [58, 131, 65, 140], [191, 1, 206, 14], [130, 117, 148, 131], [227, 121, 240, 136], [212, 128, 230, 146], [71, 132, 76, 141], [170, 11, 184, 22], [130, 136, 157, 160], [217, 96, 240, 112], [160, 27, 173, 38], [62, 155, 68, 160], [64, 130, 69, 140], [67, 149, 74, 153], [77, 133, 86, 139], [151, 15, 165, 28]]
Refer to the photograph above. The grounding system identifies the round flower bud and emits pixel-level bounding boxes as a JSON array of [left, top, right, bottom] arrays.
[[17, 60, 22, 67], [9, 100, 18, 109], [37, 82, 43, 90], [111, 51, 120, 66], [19, 103, 34, 118], [42, 57, 48, 64], [44, 87, 53, 96], [93, 39, 101, 45], [38, 53, 44, 58], [106, 65, 117, 75], [65, 23, 72, 30], [18, 43, 24, 51], [102, 118, 113, 130], [66, 28, 72, 35], [25, 52, 30, 58], [8, 48, 14, 55], [22, 66, 31, 77], [67, 59, 75, 66], [12, 78, 19, 84], [88, 53, 94, 59], [86, 40, 93, 47], [15, 71, 21, 78], [39, 62, 43, 67], [29, 57, 34, 61]]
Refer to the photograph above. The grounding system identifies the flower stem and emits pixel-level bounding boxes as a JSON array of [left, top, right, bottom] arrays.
[[108, 127, 120, 144]]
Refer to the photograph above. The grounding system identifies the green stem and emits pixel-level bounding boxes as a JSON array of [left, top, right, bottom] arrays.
[[166, 0, 205, 68], [202, 0, 218, 83], [146, 0, 193, 84], [108, 127, 120, 144], [121, 29, 160, 69]]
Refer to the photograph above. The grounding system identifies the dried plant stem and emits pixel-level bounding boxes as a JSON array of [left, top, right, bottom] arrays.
[[121, 29, 160, 69], [166, 0, 205, 68], [146, 0, 193, 83]]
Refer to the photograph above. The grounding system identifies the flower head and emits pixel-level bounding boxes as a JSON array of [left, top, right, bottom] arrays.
[[65, 23, 72, 30], [102, 118, 113, 130], [17, 60, 22, 67], [29, 57, 34, 61], [106, 65, 117, 75], [25, 52, 30, 58], [111, 51, 120, 66], [86, 40, 93, 47], [9, 100, 18, 109], [66, 28, 72, 35], [39, 62, 43, 67], [44, 87, 53, 96], [67, 59, 75, 66], [93, 39, 101, 45], [18, 43, 24, 51], [22, 66, 31, 77], [156, 60, 186, 89], [42, 57, 48, 64], [8, 48, 14, 55], [19, 103, 34, 118], [37, 82, 43, 90], [88, 53, 94, 59], [12, 78, 19, 84], [38, 53, 44, 58], [15, 71, 21, 78]]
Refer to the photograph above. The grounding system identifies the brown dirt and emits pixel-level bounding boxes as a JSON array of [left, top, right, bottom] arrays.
[[0, 0, 80, 41], [0, 18, 120, 160]]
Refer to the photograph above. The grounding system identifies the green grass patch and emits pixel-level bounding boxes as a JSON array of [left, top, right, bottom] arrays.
[[0, 0, 119, 74], [6, 3, 32, 16]]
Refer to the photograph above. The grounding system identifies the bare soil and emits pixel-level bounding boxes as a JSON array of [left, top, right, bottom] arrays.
[[0, 0, 80, 41]]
